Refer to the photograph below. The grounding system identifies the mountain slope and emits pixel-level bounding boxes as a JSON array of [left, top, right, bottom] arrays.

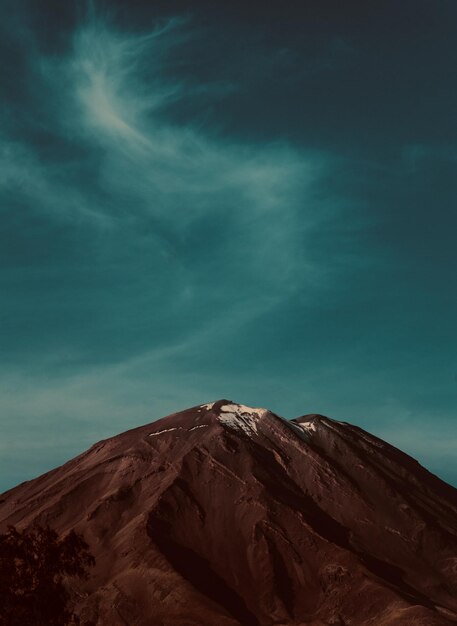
[[1, 400, 456, 625]]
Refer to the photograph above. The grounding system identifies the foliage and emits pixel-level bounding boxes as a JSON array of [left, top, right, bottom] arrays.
[[0, 524, 95, 626]]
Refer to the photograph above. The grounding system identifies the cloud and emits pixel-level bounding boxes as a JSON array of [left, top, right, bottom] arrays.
[[22, 11, 338, 349], [72, 15, 186, 145]]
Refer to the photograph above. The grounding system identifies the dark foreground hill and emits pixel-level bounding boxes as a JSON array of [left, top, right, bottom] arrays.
[[1, 400, 457, 625]]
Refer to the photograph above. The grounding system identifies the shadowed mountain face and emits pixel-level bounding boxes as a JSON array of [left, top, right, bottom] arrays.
[[1, 400, 457, 625]]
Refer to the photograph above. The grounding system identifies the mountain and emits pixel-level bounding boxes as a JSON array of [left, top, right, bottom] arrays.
[[1, 400, 457, 625]]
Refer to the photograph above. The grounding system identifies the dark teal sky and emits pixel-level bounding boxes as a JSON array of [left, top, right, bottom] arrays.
[[1, 0, 456, 490]]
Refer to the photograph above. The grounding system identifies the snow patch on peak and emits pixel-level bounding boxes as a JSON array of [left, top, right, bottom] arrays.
[[220, 403, 267, 418], [149, 427, 178, 437], [296, 421, 317, 434], [199, 402, 215, 411], [216, 403, 268, 437], [218, 412, 259, 436]]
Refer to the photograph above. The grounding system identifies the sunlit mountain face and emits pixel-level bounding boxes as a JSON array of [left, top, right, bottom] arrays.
[[1, 0, 456, 491]]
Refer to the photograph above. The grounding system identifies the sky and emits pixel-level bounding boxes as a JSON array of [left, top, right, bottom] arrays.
[[1, 0, 456, 491]]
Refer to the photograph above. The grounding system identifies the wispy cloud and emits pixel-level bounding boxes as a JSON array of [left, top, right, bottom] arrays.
[[27, 12, 339, 341]]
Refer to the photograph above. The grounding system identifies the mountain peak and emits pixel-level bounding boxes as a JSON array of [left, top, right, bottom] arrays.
[[1, 401, 457, 626], [295, 412, 332, 422], [292, 413, 332, 432]]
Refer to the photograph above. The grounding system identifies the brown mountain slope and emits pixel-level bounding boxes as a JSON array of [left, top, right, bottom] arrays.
[[1, 400, 456, 625]]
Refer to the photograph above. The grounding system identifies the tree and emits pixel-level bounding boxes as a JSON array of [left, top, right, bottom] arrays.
[[0, 524, 95, 626]]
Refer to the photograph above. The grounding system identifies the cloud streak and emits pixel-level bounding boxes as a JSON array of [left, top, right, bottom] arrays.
[[22, 11, 339, 353]]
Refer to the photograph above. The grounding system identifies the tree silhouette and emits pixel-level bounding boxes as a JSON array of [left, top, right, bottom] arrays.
[[0, 524, 95, 626]]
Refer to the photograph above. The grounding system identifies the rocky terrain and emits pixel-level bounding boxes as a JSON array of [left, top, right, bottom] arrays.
[[1, 399, 456, 625]]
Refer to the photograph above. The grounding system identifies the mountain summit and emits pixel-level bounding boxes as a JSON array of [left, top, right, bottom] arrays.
[[1, 400, 456, 625]]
